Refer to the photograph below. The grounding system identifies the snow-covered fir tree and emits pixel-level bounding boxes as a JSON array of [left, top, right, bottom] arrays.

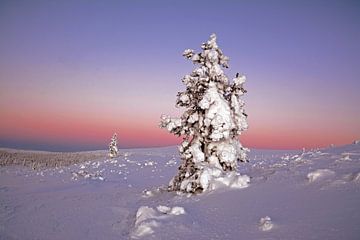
[[160, 34, 250, 193], [109, 133, 118, 158]]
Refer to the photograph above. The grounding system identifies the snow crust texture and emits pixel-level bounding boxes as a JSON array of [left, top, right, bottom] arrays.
[[160, 34, 249, 193], [1, 143, 360, 240]]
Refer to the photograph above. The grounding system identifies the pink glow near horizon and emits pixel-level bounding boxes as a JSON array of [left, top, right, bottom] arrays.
[[1, 81, 359, 150]]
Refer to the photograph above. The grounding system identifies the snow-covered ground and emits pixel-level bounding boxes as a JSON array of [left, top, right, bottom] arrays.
[[1, 143, 360, 239]]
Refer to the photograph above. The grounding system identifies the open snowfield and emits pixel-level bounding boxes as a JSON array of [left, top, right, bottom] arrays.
[[1, 143, 360, 240]]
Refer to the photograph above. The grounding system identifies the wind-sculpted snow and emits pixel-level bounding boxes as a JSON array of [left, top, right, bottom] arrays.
[[131, 205, 186, 239], [1, 143, 360, 239], [307, 169, 335, 182]]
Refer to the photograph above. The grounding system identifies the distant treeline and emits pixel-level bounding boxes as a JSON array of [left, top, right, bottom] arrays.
[[0, 149, 106, 170]]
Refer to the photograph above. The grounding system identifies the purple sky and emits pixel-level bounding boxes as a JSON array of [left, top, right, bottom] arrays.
[[0, 0, 359, 151]]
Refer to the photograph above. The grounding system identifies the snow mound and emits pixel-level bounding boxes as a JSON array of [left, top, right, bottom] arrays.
[[210, 171, 250, 190], [175, 165, 250, 193], [307, 169, 335, 182], [353, 140, 360, 145], [170, 206, 186, 215], [258, 216, 274, 231], [131, 205, 186, 239], [131, 206, 160, 239], [142, 189, 155, 198]]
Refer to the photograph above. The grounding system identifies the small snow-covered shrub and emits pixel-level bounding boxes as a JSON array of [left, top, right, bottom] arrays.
[[160, 34, 249, 193], [109, 133, 118, 158]]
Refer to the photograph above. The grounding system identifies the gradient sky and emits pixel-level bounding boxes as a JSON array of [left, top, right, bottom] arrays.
[[0, 0, 359, 151]]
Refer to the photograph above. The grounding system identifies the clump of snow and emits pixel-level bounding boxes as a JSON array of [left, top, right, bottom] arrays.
[[307, 169, 335, 182], [156, 205, 171, 214], [206, 171, 250, 191], [142, 187, 166, 198], [170, 206, 186, 215], [92, 161, 101, 169], [71, 170, 104, 181], [165, 158, 177, 166], [131, 205, 186, 239], [258, 216, 274, 231], [144, 161, 156, 166], [155, 205, 186, 216], [132, 206, 159, 238], [341, 154, 351, 161], [134, 206, 157, 225], [110, 159, 118, 164], [174, 165, 250, 193]]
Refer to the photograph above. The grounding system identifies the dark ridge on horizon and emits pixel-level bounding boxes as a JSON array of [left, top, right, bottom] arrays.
[[0, 139, 342, 153], [0, 149, 105, 170]]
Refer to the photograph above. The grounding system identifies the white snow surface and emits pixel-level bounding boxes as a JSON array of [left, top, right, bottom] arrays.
[[1, 144, 360, 239]]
